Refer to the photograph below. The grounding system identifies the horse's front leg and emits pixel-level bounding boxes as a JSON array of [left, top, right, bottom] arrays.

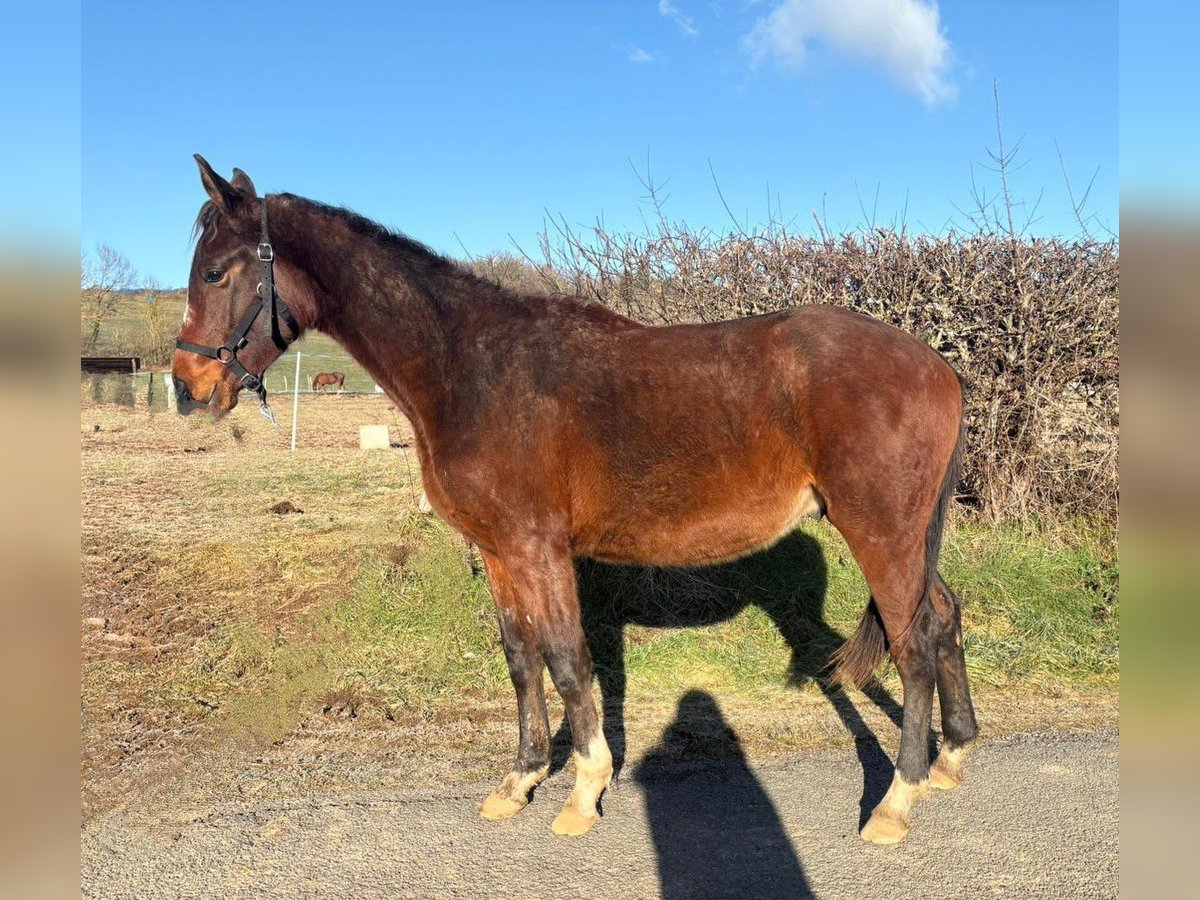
[[491, 538, 612, 836], [478, 551, 551, 820]]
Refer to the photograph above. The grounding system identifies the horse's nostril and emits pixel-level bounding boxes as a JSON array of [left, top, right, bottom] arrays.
[[174, 376, 197, 414]]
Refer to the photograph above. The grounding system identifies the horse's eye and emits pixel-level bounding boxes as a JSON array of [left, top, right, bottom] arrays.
[[202, 268, 224, 284]]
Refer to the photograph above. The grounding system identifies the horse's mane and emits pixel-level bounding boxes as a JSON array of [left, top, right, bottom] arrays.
[[277, 194, 463, 275], [190, 192, 636, 327], [193, 194, 500, 291]]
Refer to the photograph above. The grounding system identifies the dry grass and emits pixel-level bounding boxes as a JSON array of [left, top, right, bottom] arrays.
[[81, 396, 425, 815]]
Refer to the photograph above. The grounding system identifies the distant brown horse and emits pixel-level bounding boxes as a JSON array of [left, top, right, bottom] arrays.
[[173, 157, 977, 845], [312, 371, 344, 392]]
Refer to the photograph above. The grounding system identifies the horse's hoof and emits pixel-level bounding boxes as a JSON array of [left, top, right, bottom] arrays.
[[479, 767, 547, 820], [929, 745, 967, 791], [860, 809, 910, 845], [929, 761, 962, 791], [551, 804, 598, 836], [479, 791, 527, 821]]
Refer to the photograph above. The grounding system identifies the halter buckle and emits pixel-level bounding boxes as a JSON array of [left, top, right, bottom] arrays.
[[257, 242, 274, 262]]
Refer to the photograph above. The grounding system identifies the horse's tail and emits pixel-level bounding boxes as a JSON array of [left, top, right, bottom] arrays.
[[826, 598, 888, 690], [827, 420, 963, 689]]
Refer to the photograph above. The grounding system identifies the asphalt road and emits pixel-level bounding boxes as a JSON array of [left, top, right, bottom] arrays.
[[82, 729, 1117, 899]]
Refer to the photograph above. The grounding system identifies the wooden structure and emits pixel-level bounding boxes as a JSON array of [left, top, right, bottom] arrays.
[[81, 356, 141, 374]]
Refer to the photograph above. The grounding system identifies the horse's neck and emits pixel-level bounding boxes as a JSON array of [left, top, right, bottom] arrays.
[[275, 197, 521, 435]]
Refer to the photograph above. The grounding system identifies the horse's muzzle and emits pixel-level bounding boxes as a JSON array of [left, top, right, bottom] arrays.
[[174, 376, 206, 415]]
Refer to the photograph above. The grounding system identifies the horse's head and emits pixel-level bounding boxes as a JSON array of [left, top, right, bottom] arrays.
[[172, 155, 297, 417]]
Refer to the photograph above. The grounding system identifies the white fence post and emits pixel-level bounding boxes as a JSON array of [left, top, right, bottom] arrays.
[[290, 352, 301, 451]]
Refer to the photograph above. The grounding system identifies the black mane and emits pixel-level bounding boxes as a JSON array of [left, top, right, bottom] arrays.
[[276, 193, 463, 276], [194, 192, 506, 297]]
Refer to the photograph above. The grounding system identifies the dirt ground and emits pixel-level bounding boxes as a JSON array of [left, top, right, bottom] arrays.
[[82, 729, 1119, 899]]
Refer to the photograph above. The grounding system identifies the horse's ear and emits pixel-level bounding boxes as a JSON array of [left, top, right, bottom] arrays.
[[230, 167, 257, 198], [194, 154, 246, 215]]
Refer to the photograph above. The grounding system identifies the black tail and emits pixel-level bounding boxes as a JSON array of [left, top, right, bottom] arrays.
[[922, 421, 964, 618], [826, 598, 888, 689], [827, 422, 964, 689]]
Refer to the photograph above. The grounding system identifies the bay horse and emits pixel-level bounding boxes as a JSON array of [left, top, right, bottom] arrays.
[[172, 157, 977, 845], [312, 371, 345, 392]]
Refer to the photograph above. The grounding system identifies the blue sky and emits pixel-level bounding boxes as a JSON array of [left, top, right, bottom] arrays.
[[80, 1, 1118, 287]]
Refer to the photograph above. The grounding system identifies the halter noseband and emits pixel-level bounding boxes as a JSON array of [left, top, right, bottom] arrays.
[[175, 198, 300, 423]]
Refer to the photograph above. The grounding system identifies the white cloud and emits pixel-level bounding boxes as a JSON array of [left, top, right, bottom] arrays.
[[659, 0, 700, 37], [743, 0, 956, 105], [627, 46, 656, 63]]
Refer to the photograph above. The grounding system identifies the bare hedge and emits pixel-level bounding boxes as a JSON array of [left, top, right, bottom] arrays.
[[478, 225, 1119, 525]]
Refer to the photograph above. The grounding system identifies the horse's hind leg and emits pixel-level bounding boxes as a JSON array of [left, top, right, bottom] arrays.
[[836, 529, 938, 845], [929, 573, 978, 790], [868, 601, 939, 844], [478, 551, 551, 820]]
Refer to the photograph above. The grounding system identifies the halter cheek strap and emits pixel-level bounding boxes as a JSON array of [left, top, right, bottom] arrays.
[[176, 198, 300, 423]]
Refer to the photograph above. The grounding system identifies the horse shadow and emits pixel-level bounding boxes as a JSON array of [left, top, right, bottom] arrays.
[[552, 529, 906, 829]]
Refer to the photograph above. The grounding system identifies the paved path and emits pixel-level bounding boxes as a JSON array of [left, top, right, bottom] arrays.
[[82, 729, 1117, 899]]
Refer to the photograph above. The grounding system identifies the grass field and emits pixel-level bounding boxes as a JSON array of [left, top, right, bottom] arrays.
[[80, 393, 1118, 822]]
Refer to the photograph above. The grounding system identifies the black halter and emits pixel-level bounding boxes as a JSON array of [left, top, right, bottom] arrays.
[[176, 199, 300, 422]]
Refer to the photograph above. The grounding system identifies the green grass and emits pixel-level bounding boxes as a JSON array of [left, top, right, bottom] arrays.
[[942, 522, 1118, 688], [328, 524, 509, 705], [183, 515, 1117, 746]]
